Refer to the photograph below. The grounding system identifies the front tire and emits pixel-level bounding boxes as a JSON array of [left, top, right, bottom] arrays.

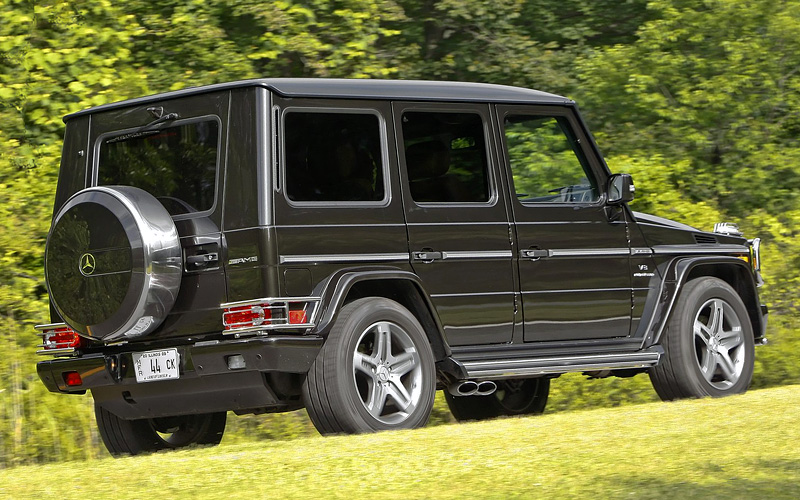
[[302, 297, 436, 434], [445, 378, 549, 421], [95, 405, 226, 456], [649, 277, 755, 400]]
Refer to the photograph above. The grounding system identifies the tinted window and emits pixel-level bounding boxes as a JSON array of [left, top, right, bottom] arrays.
[[504, 115, 599, 203], [284, 112, 385, 202], [98, 120, 219, 215], [402, 111, 490, 203]]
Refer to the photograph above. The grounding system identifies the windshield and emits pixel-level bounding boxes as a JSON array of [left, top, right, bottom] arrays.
[[97, 119, 219, 216]]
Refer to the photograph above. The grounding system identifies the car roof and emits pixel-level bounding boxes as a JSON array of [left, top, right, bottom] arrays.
[[65, 78, 573, 120]]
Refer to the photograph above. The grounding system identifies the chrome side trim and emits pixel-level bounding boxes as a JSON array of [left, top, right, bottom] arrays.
[[461, 349, 662, 379], [279, 253, 408, 264], [441, 250, 513, 260], [547, 248, 631, 257], [651, 244, 748, 255], [522, 287, 634, 295]]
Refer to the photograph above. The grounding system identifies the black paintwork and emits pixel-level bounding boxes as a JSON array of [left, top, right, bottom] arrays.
[[40, 78, 767, 418]]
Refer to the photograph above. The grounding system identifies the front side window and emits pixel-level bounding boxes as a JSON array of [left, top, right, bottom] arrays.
[[504, 115, 599, 204], [98, 120, 219, 216], [402, 111, 491, 203], [284, 112, 385, 203]]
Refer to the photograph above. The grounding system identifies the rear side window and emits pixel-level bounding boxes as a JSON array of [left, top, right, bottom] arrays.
[[401, 111, 490, 203], [284, 112, 385, 203], [98, 119, 219, 216]]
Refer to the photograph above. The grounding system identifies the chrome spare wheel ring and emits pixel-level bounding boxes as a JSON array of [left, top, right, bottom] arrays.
[[693, 298, 745, 390], [352, 321, 423, 425]]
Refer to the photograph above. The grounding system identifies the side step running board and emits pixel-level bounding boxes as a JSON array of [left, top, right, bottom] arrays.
[[459, 347, 663, 380]]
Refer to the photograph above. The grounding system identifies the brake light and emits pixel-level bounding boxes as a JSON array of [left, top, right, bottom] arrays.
[[223, 304, 273, 330], [42, 326, 82, 350]]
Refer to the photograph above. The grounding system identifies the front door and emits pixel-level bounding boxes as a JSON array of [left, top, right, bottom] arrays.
[[495, 105, 633, 342], [394, 102, 515, 346]]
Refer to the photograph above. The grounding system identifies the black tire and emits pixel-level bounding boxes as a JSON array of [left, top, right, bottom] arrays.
[[95, 405, 226, 456], [302, 297, 436, 434], [649, 277, 755, 400], [445, 378, 549, 421]]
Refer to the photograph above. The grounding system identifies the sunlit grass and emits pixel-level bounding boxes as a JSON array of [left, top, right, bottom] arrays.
[[1, 385, 798, 499]]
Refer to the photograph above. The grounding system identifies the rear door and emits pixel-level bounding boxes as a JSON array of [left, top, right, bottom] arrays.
[[495, 105, 633, 342], [393, 102, 515, 346], [272, 98, 410, 297], [90, 92, 229, 337]]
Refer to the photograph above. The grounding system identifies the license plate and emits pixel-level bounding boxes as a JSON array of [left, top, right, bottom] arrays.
[[132, 348, 180, 383]]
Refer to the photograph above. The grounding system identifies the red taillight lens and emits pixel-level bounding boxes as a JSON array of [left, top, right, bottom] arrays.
[[288, 310, 308, 324], [43, 327, 82, 350], [223, 304, 272, 330], [63, 371, 82, 386]]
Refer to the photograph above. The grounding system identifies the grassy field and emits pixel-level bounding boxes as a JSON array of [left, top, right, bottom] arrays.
[[1, 385, 798, 500]]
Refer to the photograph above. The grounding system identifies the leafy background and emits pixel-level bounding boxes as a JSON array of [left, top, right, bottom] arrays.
[[2, 0, 799, 465]]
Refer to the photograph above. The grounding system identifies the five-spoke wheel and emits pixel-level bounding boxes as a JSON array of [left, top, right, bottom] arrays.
[[302, 297, 436, 434], [650, 277, 754, 400], [353, 321, 424, 425]]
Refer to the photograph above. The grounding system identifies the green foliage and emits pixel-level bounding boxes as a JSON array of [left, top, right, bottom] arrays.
[[1, 0, 799, 466]]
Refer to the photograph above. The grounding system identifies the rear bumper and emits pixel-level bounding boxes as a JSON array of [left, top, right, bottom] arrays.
[[37, 336, 322, 419]]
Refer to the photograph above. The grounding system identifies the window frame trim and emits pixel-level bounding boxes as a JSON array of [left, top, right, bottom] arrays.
[[278, 106, 392, 208], [397, 105, 500, 208]]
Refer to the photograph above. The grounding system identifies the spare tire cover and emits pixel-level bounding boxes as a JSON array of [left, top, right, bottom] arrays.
[[45, 186, 181, 342]]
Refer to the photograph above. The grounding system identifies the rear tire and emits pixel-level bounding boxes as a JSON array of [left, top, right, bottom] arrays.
[[95, 405, 226, 456], [649, 277, 754, 400], [302, 297, 436, 434], [445, 378, 549, 421]]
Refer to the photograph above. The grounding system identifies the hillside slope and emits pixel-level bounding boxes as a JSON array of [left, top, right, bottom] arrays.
[[1, 385, 799, 499]]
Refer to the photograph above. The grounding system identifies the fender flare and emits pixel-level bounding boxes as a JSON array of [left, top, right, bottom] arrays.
[[640, 256, 764, 348], [310, 267, 451, 358]]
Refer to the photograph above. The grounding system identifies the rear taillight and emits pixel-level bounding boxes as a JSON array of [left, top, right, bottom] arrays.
[[223, 304, 273, 330], [221, 297, 319, 335], [288, 309, 308, 325], [34, 324, 83, 355]]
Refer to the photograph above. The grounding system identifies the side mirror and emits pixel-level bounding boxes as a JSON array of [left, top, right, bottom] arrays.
[[607, 173, 635, 204]]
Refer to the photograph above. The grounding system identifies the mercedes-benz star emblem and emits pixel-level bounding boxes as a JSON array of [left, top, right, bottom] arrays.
[[80, 253, 96, 276]]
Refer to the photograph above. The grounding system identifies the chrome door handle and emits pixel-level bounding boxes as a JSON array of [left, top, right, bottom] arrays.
[[412, 251, 444, 262], [520, 249, 549, 260]]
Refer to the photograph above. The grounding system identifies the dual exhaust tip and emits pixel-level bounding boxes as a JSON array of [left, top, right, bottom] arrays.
[[448, 380, 497, 397]]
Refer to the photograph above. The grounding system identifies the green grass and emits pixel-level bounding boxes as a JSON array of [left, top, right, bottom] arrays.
[[1, 385, 799, 499]]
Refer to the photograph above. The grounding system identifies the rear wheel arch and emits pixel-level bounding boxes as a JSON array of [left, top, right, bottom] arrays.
[[313, 270, 450, 360]]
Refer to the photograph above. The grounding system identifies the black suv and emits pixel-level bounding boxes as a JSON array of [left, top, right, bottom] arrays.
[[36, 79, 767, 455]]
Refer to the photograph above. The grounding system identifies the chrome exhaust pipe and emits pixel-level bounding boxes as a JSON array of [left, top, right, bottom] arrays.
[[475, 380, 497, 396], [448, 380, 478, 397], [447, 380, 497, 397]]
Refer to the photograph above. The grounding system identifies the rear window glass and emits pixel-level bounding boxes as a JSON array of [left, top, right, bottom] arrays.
[[98, 119, 219, 216], [284, 112, 385, 203]]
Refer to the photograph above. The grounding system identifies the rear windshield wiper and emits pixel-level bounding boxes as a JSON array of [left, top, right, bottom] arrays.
[[137, 107, 180, 132]]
